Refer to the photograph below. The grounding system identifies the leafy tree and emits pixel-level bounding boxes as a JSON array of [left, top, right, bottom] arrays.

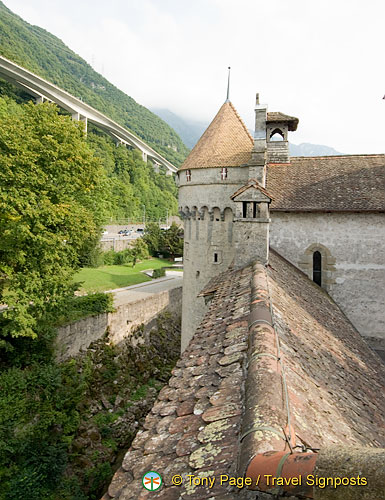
[[0, 1, 190, 167], [85, 128, 178, 222], [143, 222, 183, 258], [131, 238, 149, 267], [162, 223, 184, 258], [143, 222, 164, 255], [0, 97, 106, 340]]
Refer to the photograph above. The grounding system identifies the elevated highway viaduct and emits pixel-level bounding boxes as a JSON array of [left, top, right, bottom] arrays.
[[0, 55, 177, 174]]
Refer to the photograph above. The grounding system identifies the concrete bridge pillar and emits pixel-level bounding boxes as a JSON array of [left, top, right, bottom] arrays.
[[142, 151, 148, 162], [35, 95, 45, 104], [71, 112, 88, 134], [80, 115, 88, 134]]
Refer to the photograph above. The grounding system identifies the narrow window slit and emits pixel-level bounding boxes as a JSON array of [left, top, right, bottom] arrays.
[[313, 251, 322, 286]]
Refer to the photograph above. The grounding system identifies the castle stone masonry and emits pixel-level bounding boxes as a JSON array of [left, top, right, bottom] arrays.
[[104, 93, 385, 500], [178, 95, 385, 356]]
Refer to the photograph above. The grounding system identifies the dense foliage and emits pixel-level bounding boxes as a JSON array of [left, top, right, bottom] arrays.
[[0, 2, 182, 222], [0, 312, 181, 500], [54, 293, 115, 327], [0, 6, 184, 498], [0, 96, 180, 496], [143, 222, 184, 258], [86, 126, 178, 222], [0, 97, 106, 341], [0, 1, 189, 167], [85, 239, 150, 268]]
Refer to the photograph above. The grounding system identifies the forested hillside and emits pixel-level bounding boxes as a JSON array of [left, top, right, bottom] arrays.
[[0, 94, 181, 500], [0, 1, 189, 167], [0, 1, 183, 221], [152, 108, 208, 149]]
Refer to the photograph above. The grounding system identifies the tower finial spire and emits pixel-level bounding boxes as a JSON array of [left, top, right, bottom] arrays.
[[226, 67, 231, 102]]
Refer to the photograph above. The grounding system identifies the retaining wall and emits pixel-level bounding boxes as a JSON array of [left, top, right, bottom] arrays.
[[56, 287, 182, 360]]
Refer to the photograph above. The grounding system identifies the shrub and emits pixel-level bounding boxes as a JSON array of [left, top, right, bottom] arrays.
[[152, 268, 166, 279], [84, 245, 104, 268], [113, 249, 132, 265], [53, 293, 114, 326], [102, 250, 116, 266], [132, 239, 149, 260]]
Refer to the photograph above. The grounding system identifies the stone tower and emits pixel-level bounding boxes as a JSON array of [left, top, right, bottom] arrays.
[[178, 95, 297, 350]]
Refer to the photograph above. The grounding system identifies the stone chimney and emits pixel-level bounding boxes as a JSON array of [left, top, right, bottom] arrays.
[[248, 93, 268, 185]]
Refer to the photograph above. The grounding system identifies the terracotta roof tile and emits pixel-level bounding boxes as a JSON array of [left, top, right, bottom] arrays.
[[267, 154, 385, 211], [179, 100, 384, 211], [267, 111, 299, 131], [266, 250, 385, 448], [230, 178, 273, 201], [105, 252, 385, 499], [179, 101, 253, 170]]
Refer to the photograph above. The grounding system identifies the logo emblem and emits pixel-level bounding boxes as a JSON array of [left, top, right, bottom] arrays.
[[142, 471, 162, 491]]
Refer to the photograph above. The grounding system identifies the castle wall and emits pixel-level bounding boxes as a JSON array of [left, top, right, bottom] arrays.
[[178, 167, 248, 350], [181, 207, 236, 350], [270, 212, 385, 350], [56, 287, 182, 360], [267, 140, 289, 163], [178, 165, 249, 208]]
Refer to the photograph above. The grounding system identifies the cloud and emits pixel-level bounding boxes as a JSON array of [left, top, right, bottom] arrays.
[[4, 0, 385, 153]]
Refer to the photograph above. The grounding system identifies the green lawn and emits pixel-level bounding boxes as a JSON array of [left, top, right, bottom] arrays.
[[73, 258, 171, 293]]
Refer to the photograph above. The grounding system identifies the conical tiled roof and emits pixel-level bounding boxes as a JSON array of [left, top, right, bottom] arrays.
[[179, 101, 253, 170]]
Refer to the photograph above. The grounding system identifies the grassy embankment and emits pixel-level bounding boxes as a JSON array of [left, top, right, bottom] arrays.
[[74, 258, 171, 293]]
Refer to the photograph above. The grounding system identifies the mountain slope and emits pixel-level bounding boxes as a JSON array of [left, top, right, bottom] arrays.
[[290, 142, 342, 156], [0, 1, 189, 166], [153, 107, 342, 157], [151, 108, 208, 149]]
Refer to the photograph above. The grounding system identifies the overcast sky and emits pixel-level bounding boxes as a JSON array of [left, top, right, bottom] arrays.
[[5, 0, 385, 153]]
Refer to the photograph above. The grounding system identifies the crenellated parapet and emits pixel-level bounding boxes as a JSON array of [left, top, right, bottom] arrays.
[[177, 96, 297, 350], [179, 205, 234, 222]]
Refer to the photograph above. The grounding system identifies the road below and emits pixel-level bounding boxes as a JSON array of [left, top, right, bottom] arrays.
[[109, 271, 183, 307]]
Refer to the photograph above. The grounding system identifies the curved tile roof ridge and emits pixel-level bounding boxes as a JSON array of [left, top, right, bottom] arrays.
[[103, 252, 385, 499], [239, 259, 385, 498], [239, 261, 294, 476]]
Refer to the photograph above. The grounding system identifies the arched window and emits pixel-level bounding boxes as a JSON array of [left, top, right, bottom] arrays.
[[313, 251, 322, 286], [270, 128, 284, 141], [300, 244, 336, 291], [186, 169, 191, 182]]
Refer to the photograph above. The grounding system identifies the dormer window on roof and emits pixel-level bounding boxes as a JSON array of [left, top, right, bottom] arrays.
[[231, 180, 272, 220]]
